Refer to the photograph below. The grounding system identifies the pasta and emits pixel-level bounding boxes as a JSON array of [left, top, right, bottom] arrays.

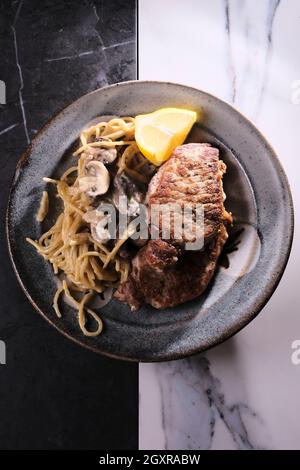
[[26, 117, 154, 337], [36, 190, 49, 222]]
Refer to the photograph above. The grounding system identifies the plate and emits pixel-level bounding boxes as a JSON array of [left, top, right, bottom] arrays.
[[6, 81, 294, 361]]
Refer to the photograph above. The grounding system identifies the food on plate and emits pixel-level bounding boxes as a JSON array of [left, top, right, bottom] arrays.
[[115, 143, 232, 310], [26, 108, 232, 337], [135, 107, 197, 165], [147, 143, 231, 243], [36, 190, 49, 222], [115, 225, 228, 310]]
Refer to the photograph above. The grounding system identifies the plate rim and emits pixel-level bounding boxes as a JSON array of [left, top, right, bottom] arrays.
[[6, 80, 295, 362]]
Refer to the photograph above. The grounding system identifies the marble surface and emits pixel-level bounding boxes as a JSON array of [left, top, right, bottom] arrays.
[[139, 0, 300, 450], [2, 0, 300, 451], [0, 0, 137, 449]]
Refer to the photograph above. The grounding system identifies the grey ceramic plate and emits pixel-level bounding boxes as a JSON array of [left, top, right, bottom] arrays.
[[6, 81, 294, 362]]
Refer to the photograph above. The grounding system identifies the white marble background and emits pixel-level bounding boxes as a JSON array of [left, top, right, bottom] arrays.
[[138, 0, 300, 450]]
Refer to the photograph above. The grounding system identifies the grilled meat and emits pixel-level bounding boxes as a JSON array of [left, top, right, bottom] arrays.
[[115, 143, 231, 310], [115, 225, 228, 310], [147, 143, 230, 243]]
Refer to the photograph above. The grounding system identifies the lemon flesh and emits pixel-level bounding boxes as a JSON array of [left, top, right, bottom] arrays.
[[135, 108, 197, 166]]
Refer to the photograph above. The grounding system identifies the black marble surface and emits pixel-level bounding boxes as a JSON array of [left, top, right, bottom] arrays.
[[0, 0, 137, 450]]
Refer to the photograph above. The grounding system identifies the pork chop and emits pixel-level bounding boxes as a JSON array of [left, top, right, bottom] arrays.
[[114, 224, 228, 310], [147, 143, 230, 243]]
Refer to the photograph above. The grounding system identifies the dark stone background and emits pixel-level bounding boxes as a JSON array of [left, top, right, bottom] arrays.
[[0, 0, 137, 450]]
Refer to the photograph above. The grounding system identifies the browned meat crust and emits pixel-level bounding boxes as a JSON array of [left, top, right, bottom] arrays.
[[147, 143, 228, 243], [115, 143, 231, 311], [114, 225, 228, 310]]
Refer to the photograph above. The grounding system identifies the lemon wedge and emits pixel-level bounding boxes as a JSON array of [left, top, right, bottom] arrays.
[[135, 108, 197, 166]]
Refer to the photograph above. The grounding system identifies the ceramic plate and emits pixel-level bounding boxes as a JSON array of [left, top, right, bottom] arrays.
[[6, 81, 294, 361]]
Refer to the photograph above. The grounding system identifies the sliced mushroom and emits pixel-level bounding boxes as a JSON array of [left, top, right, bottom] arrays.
[[86, 137, 117, 164], [91, 221, 111, 244], [113, 173, 145, 216], [127, 197, 140, 217], [78, 161, 110, 197], [83, 209, 100, 225], [83, 207, 112, 244]]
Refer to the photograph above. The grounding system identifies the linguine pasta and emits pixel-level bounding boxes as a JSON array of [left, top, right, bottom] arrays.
[[26, 117, 155, 337], [36, 190, 49, 222]]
